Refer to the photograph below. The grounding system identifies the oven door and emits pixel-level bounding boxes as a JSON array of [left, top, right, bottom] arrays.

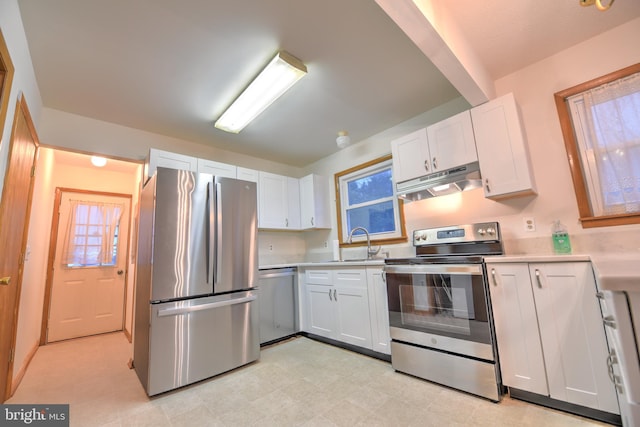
[[384, 263, 495, 361]]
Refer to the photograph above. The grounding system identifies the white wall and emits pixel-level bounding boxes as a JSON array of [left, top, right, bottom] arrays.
[[38, 108, 303, 178], [301, 17, 640, 258]]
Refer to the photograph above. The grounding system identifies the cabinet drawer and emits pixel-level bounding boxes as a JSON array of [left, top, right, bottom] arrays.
[[305, 269, 332, 286], [334, 269, 367, 288]]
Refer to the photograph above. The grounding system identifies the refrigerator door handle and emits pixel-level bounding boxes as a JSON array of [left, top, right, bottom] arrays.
[[157, 294, 257, 317], [207, 181, 216, 284], [214, 182, 223, 285]]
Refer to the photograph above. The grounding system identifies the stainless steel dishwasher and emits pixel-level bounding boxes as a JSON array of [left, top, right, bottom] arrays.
[[258, 267, 298, 345]]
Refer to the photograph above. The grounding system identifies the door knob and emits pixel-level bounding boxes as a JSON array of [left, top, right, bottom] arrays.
[[0, 276, 10, 286], [117, 270, 124, 275]]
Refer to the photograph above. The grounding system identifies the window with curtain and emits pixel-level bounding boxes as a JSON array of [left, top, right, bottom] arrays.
[[62, 200, 123, 267], [555, 63, 640, 228], [335, 155, 407, 244]]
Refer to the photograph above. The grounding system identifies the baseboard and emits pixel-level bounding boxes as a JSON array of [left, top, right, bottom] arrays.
[[509, 388, 622, 426], [10, 341, 39, 396], [123, 327, 132, 343], [300, 332, 392, 362]]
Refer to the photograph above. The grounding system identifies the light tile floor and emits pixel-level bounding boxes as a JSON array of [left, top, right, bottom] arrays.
[[8, 333, 613, 426]]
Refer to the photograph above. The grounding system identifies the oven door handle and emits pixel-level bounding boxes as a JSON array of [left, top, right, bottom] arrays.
[[383, 264, 483, 275]]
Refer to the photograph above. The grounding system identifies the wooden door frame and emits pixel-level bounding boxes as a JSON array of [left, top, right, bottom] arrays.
[[40, 188, 133, 345], [0, 29, 16, 142], [1, 94, 39, 401]]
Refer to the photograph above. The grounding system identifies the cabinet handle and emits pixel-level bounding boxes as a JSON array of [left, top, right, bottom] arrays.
[[432, 157, 437, 170], [595, 292, 605, 300], [329, 289, 333, 301], [311, 217, 314, 226], [424, 159, 429, 172], [485, 178, 491, 193], [535, 269, 543, 288], [381, 272, 386, 283], [0, 276, 10, 286], [333, 289, 337, 301], [286, 218, 289, 227], [606, 349, 624, 393], [603, 315, 617, 329], [490, 268, 497, 286]]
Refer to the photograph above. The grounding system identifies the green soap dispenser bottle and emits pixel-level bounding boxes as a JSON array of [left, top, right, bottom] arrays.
[[552, 220, 572, 254]]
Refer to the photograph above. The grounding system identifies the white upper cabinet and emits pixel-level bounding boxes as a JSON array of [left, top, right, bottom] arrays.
[[196, 159, 237, 178], [145, 148, 197, 182], [236, 167, 259, 183], [258, 172, 289, 229], [426, 110, 477, 171], [299, 174, 331, 229], [471, 92, 537, 199], [258, 172, 301, 230], [391, 128, 430, 183], [287, 177, 301, 230], [391, 111, 477, 185]]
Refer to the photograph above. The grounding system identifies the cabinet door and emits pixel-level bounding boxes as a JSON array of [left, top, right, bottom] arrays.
[[471, 93, 536, 199], [487, 263, 548, 395], [258, 172, 288, 229], [287, 177, 301, 230], [426, 110, 477, 171], [305, 284, 336, 339], [146, 149, 197, 181], [299, 174, 331, 229], [530, 262, 619, 414], [197, 159, 237, 178], [334, 269, 372, 349], [391, 128, 430, 183], [236, 167, 259, 183], [367, 267, 390, 355]]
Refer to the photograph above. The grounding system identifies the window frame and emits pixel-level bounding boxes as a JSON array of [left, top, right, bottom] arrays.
[[554, 62, 640, 228], [334, 154, 407, 246]]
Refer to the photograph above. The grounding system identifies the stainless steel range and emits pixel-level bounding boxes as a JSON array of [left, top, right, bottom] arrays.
[[384, 222, 504, 401]]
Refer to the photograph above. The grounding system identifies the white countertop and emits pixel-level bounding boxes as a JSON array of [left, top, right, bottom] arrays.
[[589, 253, 640, 292], [260, 252, 640, 292], [485, 252, 640, 292], [259, 259, 385, 270]]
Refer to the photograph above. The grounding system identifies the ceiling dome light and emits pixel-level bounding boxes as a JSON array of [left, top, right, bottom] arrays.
[[91, 156, 107, 167], [336, 131, 351, 149]]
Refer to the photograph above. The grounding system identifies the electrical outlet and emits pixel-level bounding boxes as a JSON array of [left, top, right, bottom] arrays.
[[324, 241, 328, 248], [269, 244, 273, 251], [523, 217, 536, 232]]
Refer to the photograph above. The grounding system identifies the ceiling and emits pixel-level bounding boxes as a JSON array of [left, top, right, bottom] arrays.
[[17, 0, 640, 168]]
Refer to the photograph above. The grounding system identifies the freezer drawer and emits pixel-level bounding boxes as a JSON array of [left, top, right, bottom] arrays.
[[146, 291, 259, 396]]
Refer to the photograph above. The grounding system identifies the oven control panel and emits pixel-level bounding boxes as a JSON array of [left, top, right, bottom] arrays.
[[413, 222, 500, 246]]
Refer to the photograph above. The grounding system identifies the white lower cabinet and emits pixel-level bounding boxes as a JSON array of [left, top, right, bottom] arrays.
[[367, 266, 390, 354], [303, 266, 390, 353], [488, 261, 619, 415]]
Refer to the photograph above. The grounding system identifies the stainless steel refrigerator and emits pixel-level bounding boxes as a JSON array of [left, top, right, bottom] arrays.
[[134, 167, 259, 396]]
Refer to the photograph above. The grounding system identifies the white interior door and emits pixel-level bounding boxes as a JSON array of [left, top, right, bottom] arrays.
[[48, 192, 131, 342]]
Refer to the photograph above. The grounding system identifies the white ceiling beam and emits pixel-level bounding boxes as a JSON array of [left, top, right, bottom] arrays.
[[376, 0, 494, 106]]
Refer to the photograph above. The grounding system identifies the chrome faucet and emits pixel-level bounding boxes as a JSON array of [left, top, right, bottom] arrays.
[[347, 226, 381, 259]]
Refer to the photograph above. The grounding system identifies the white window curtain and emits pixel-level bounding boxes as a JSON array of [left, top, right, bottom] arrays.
[[62, 200, 124, 266], [582, 72, 640, 215]]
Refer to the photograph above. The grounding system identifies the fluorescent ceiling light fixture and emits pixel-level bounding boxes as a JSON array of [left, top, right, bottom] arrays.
[[214, 51, 307, 133], [91, 156, 107, 167]]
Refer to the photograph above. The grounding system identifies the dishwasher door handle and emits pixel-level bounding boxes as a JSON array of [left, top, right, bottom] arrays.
[[158, 295, 257, 317], [259, 271, 296, 279]]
